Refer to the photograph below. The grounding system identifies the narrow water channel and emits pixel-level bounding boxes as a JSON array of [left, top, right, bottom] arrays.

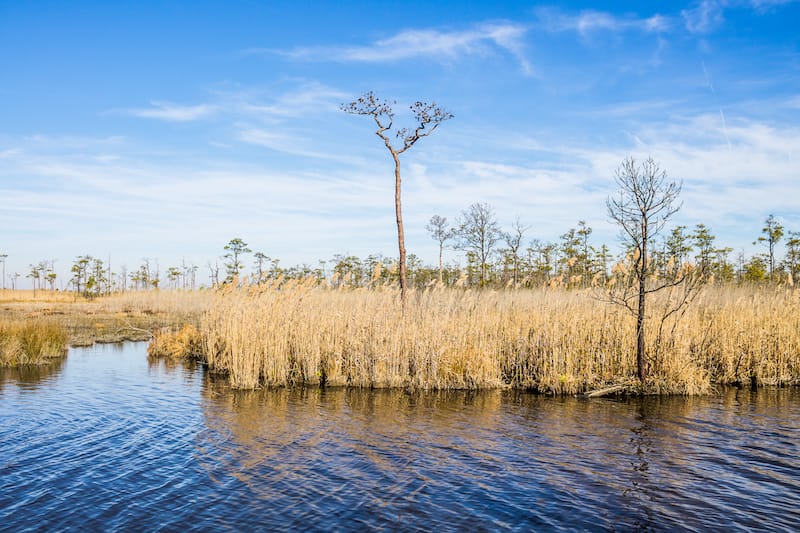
[[1, 342, 799, 531]]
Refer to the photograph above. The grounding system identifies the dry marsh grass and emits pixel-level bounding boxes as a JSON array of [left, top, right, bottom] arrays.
[[147, 324, 203, 362], [0, 290, 212, 346], [0, 289, 77, 304], [194, 282, 800, 394], [0, 320, 68, 366]]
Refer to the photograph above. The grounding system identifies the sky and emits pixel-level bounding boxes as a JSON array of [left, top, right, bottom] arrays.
[[1, 0, 799, 286]]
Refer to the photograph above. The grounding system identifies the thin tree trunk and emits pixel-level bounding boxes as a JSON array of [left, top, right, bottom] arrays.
[[637, 273, 646, 382], [392, 151, 407, 302], [513, 257, 519, 285], [637, 237, 648, 382], [438, 243, 443, 283]]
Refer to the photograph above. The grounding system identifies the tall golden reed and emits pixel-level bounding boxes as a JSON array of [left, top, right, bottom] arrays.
[[194, 281, 800, 394]]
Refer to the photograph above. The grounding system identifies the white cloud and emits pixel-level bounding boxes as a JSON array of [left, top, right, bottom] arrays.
[[224, 82, 350, 119], [116, 82, 349, 127], [236, 125, 362, 164], [682, 0, 797, 33], [748, 0, 798, 12], [682, 1, 725, 33], [787, 95, 800, 108], [122, 101, 217, 122], [272, 23, 533, 75], [3, 106, 799, 284], [0, 142, 397, 280], [563, 115, 799, 239], [537, 8, 672, 35], [22, 134, 125, 148]]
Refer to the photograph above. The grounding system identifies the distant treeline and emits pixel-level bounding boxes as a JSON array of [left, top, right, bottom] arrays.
[[4, 207, 797, 295]]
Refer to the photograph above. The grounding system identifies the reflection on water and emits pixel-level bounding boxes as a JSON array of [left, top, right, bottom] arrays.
[[0, 357, 66, 392], [1, 343, 799, 531]]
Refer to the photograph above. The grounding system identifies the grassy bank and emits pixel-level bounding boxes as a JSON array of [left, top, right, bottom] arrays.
[[0, 289, 211, 346], [7, 285, 798, 393], [186, 282, 800, 394]]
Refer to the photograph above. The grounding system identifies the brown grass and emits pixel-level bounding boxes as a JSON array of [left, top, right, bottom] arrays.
[[0, 289, 78, 304], [195, 282, 800, 394], [0, 289, 211, 346], [148, 324, 203, 362], [0, 320, 68, 366], [7, 285, 797, 394]]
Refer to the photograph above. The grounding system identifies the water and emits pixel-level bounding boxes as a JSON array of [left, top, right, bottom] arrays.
[[1, 343, 799, 532]]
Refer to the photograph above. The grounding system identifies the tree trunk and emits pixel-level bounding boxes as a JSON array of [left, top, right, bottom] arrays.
[[637, 238, 648, 382], [438, 243, 443, 283], [392, 151, 407, 302], [637, 272, 646, 382]]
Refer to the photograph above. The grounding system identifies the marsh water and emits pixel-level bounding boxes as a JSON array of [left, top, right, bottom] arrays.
[[1, 343, 799, 532]]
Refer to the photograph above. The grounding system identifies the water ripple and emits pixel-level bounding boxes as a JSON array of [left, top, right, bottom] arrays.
[[1, 344, 799, 531]]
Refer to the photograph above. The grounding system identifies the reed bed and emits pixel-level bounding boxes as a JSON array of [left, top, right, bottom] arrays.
[[194, 282, 800, 394], [686, 285, 800, 386], [0, 320, 68, 366]]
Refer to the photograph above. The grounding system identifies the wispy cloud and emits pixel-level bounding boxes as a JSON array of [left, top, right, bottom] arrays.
[[537, 8, 671, 35], [0, 148, 21, 158], [787, 95, 800, 108], [748, 0, 799, 13], [682, 1, 725, 33], [119, 101, 217, 122], [117, 82, 349, 127], [572, 114, 798, 227], [682, 0, 797, 33], [265, 23, 533, 75], [4, 107, 799, 280], [236, 126, 362, 164], [221, 82, 350, 119]]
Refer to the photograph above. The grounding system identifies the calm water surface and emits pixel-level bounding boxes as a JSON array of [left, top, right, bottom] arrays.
[[1, 342, 799, 531]]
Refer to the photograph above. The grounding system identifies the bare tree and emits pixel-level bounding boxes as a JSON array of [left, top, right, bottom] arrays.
[[503, 217, 529, 286], [456, 203, 503, 287], [207, 261, 220, 288], [426, 215, 453, 283], [342, 92, 452, 301], [606, 157, 699, 383], [0, 253, 7, 290], [119, 265, 128, 292]]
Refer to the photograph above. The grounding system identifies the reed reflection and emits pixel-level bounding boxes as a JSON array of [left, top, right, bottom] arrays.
[[192, 377, 800, 530], [195, 379, 507, 518], [0, 358, 66, 392]]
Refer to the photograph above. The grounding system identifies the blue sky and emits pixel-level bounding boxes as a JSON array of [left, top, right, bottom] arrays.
[[1, 0, 799, 286]]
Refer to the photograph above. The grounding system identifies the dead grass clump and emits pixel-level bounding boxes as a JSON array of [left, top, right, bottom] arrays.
[[0, 320, 68, 366], [147, 324, 203, 362]]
